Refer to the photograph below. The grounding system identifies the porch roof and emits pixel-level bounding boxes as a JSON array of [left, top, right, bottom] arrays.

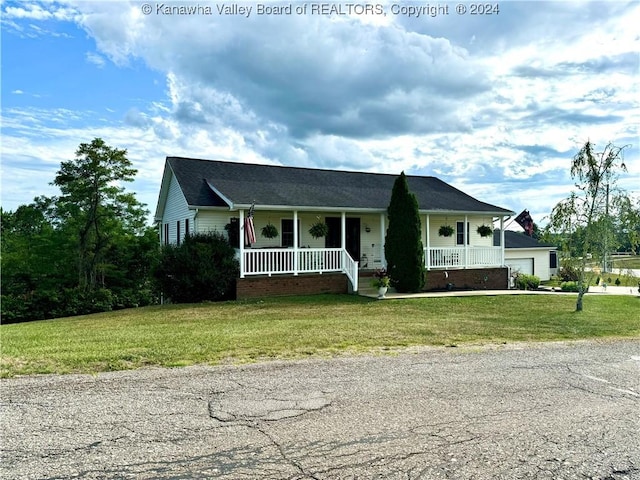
[[163, 157, 514, 216]]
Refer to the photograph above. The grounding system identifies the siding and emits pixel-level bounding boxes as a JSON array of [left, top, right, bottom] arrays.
[[161, 173, 193, 244], [196, 211, 230, 236], [427, 215, 495, 248]]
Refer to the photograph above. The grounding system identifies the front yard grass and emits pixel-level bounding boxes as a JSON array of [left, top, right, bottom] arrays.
[[1, 294, 638, 378]]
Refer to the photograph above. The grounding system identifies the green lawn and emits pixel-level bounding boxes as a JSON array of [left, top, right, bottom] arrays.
[[2, 294, 639, 378]]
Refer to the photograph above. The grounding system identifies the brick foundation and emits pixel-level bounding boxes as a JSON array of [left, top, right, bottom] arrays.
[[236, 273, 349, 299], [424, 267, 509, 291]]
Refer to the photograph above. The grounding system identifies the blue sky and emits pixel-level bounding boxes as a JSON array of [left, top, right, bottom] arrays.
[[1, 0, 638, 229]]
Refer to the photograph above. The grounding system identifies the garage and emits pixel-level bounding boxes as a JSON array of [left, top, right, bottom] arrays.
[[507, 258, 534, 276]]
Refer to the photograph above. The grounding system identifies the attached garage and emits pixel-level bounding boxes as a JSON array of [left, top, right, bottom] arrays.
[[506, 258, 534, 276], [494, 230, 558, 282]]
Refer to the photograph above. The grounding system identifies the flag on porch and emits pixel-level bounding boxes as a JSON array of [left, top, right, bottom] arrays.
[[515, 209, 534, 236], [244, 202, 256, 245]]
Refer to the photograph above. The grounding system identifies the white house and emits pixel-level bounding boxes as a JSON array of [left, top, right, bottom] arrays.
[[155, 157, 516, 296]]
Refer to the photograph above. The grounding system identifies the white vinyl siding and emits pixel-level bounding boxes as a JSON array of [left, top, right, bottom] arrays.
[[161, 174, 193, 244], [428, 215, 494, 248], [196, 211, 230, 235]]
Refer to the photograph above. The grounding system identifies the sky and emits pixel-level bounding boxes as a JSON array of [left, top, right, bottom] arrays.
[[1, 0, 638, 230]]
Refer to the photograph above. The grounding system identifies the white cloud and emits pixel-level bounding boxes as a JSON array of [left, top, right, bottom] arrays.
[[85, 51, 105, 68], [1, 0, 638, 225]]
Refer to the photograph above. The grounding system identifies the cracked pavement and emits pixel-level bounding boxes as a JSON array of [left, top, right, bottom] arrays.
[[1, 339, 639, 479]]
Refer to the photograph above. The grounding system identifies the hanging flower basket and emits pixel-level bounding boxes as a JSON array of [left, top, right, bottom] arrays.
[[308, 220, 329, 239], [438, 225, 454, 237], [477, 225, 493, 237], [261, 223, 278, 239]]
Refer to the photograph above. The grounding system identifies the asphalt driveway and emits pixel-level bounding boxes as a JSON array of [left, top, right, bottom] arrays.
[[1, 340, 639, 479]]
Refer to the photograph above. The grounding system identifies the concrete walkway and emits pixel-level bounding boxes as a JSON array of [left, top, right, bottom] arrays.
[[359, 285, 640, 300]]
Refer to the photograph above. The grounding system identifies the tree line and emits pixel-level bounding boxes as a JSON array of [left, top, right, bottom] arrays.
[[1, 138, 238, 323]]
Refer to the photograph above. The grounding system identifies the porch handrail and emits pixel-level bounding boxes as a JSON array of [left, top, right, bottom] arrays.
[[425, 246, 502, 269], [341, 249, 359, 292], [242, 247, 359, 291]]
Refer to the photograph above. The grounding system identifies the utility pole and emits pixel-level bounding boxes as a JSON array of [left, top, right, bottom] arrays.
[[604, 183, 609, 273]]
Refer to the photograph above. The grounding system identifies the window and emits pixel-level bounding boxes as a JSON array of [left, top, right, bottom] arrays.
[[550, 250, 558, 269], [176, 220, 181, 245], [456, 221, 469, 245], [164, 223, 169, 245], [281, 219, 300, 247], [185, 218, 189, 238]]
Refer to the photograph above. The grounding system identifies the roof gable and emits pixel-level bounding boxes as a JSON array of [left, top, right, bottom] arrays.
[[163, 157, 514, 215]]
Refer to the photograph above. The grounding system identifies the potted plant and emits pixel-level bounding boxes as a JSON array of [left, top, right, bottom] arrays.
[[308, 218, 329, 239], [371, 268, 390, 299], [261, 223, 278, 239], [477, 224, 493, 237], [438, 225, 454, 237]]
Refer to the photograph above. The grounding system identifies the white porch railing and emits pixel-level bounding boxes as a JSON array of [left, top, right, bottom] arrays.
[[341, 249, 359, 293], [242, 247, 358, 291], [425, 246, 502, 269]]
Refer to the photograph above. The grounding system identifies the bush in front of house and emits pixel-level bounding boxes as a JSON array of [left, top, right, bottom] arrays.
[[515, 273, 540, 290], [154, 232, 239, 303], [560, 281, 579, 292]]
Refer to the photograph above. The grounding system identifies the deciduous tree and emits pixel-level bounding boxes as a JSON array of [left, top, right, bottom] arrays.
[[546, 141, 629, 311], [51, 138, 146, 291]]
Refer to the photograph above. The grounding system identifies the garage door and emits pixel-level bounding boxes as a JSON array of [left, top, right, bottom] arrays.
[[507, 258, 533, 276]]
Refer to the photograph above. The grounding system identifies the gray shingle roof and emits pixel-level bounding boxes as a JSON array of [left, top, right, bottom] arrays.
[[166, 157, 514, 214], [494, 229, 557, 249]]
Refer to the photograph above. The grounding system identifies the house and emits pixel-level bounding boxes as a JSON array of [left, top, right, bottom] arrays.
[[493, 230, 558, 282], [155, 157, 515, 298]]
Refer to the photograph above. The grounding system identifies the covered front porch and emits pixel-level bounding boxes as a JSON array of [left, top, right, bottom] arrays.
[[239, 210, 361, 292], [237, 208, 509, 293]]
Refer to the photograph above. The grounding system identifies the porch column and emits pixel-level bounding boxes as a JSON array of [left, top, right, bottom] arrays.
[[464, 214, 469, 269], [425, 214, 430, 270], [379, 213, 386, 268], [293, 210, 299, 275], [341, 212, 346, 250], [500, 216, 505, 266], [239, 209, 245, 278]]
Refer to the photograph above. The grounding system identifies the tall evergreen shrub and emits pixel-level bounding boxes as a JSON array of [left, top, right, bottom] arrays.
[[384, 172, 425, 292]]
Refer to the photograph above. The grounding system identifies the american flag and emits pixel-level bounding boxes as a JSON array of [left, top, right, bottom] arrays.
[[244, 202, 256, 245], [515, 209, 534, 236]]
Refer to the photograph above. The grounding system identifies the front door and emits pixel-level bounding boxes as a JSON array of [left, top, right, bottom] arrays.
[[325, 217, 360, 262], [345, 218, 360, 262]]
